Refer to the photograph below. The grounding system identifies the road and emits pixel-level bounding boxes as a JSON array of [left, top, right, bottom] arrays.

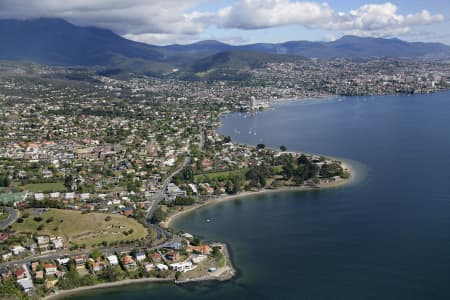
[[146, 129, 204, 224], [0, 236, 182, 269], [145, 155, 191, 223], [0, 206, 19, 230]]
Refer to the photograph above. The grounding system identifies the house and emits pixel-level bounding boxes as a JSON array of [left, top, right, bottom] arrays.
[[156, 263, 168, 271], [34, 193, 45, 201], [12, 245, 26, 256], [122, 255, 137, 269], [74, 255, 87, 268], [165, 251, 180, 261], [92, 261, 106, 273], [187, 245, 213, 255], [1, 251, 12, 261], [0, 233, 11, 243], [107, 255, 119, 266], [122, 207, 133, 217], [44, 264, 57, 275], [135, 252, 146, 263], [36, 236, 50, 248], [144, 263, 155, 272], [31, 262, 39, 272], [65, 192, 76, 201], [18, 279, 34, 293], [0, 268, 12, 280], [170, 261, 195, 273], [49, 192, 61, 199], [164, 242, 183, 250], [150, 252, 161, 263], [14, 268, 26, 280], [51, 237, 64, 250], [56, 257, 70, 266], [35, 271, 44, 280], [80, 193, 90, 201]]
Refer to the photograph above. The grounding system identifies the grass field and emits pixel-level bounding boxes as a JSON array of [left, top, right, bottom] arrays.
[[195, 166, 284, 182], [195, 169, 249, 182], [22, 182, 67, 193], [13, 209, 148, 247]]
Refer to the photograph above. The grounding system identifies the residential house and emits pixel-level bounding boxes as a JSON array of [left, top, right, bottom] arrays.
[[150, 252, 161, 263], [107, 255, 119, 266], [122, 255, 137, 269], [51, 237, 64, 250], [12, 245, 26, 256], [165, 251, 180, 261], [135, 252, 146, 263], [74, 255, 87, 268], [156, 264, 168, 271], [14, 268, 26, 280], [187, 245, 213, 255], [44, 264, 57, 276]]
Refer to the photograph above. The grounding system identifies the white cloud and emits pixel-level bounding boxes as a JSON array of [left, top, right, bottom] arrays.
[[0, 1, 445, 42], [216, 1, 444, 37], [0, 0, 209, 35]]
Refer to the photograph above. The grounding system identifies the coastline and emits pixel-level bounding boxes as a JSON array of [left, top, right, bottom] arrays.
[[43, 278, 173, 300], [163, 159, 359, 229]]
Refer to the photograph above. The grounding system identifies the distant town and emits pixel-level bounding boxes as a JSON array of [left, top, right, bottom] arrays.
[[0, 57, 449, 299]]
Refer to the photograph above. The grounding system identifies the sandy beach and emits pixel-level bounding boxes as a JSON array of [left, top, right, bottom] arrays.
[[163, 158, 359, 228]]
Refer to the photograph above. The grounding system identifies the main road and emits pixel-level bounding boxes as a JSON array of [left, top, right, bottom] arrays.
[[0, 206, 19, 230], [145, 156, 191, 223]]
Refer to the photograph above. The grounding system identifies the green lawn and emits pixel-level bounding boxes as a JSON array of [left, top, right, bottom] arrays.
[[0, 211, 8, 221], [195, 166, 284, 182], [22, 182, 67, 193], [195, 169, 249, 182], [13, 209, 148, 248]]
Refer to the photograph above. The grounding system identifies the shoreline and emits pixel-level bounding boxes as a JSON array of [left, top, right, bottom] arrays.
[[43, 278, 173, 300], [164, 159, 359, 229]]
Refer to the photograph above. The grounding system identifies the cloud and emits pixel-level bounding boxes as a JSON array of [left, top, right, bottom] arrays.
[[0, 0, 445, 43], [216, 1, 444, 37], [0, 0, 209, 35], [216, 0, 334, 29]]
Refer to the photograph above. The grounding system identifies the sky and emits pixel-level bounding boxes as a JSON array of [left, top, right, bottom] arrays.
[[0, 0, 449, 45]]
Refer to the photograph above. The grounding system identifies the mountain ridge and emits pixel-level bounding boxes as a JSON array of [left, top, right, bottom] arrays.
[[1, 18, 449, 76]]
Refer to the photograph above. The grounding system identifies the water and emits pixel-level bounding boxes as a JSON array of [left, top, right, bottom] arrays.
[[72, 92, 450, 299]]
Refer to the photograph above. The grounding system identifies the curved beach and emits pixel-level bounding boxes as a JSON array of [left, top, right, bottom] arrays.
[[164, 158, 360, 229]]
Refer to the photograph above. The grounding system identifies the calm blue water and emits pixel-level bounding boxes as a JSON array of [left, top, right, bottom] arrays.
[[72, 92, 450, 300]]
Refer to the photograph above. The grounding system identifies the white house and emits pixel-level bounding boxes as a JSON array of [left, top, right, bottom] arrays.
[[107, 255, 119, 266], [135, 252, 146, 263], [169, 261, 195, 273], [156, 263, 168, 271], [51, 237, 64, 250], [11, 245, 26, 256]]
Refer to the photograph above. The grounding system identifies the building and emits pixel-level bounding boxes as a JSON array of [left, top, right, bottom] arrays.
[[135, 252, 146, 263], [250, 96, 257, 110], [107, 255, 119, 266], [44, 264, 57, 275]]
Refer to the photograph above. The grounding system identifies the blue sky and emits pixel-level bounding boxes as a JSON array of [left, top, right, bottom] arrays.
[[0, 0, 448, 45]]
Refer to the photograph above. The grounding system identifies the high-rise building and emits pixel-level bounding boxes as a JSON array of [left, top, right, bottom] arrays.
[[250, 96, 257, 110]]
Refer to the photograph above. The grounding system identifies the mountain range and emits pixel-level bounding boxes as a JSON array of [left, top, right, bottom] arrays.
[[1, 18, 450, 77]]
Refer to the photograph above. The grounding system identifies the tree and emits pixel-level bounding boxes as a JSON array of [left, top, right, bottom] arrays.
[[256, 143, 266, 150], [91, 249, 102, 260], [280, 145, 287, 152]]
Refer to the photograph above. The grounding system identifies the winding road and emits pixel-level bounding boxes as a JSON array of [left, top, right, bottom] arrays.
[[0, 206, 19, 230]]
